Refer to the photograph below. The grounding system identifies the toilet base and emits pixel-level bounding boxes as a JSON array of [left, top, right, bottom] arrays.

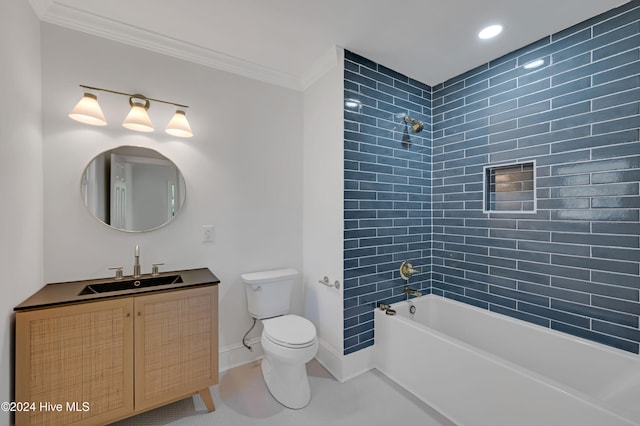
[[261, 354, 311, 409], [260, 335, 318, 409]]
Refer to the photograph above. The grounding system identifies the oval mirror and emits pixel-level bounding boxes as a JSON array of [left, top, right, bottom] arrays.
[[81, 146, 186, 232]]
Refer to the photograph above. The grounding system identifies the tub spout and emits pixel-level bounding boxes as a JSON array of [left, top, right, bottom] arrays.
[[379, 303, 396, 315], [404, 286, 422, 300]]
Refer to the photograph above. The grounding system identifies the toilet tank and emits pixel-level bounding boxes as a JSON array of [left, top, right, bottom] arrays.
[[241, 268, 298, 319]]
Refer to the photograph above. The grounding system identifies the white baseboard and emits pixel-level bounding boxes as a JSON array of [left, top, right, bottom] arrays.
[[219, 337, 263, 373], [314, 339, 344, 381], [315, 338, 374, 383], [220, 337, 374, 382]]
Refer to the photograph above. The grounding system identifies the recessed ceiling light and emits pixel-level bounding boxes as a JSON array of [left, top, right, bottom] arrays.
[[478, 24, 503, 40], [524, 59, 545, 69]]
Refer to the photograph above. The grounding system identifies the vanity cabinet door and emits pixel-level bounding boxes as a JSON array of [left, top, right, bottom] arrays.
[[15, 298, 134, 426], [133, 285, 218, 412]]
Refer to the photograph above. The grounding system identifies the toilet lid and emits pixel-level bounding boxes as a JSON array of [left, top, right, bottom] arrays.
[[263, 315, 316, 347]]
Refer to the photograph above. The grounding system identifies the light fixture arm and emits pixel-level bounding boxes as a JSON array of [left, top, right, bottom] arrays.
[[79, 84, 189, 109]]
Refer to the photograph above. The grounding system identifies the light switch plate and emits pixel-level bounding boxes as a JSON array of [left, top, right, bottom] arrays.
[[202, 225, 214, 242]]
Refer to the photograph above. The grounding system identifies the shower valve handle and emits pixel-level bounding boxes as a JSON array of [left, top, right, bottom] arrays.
[[400, 260, 420, 281]]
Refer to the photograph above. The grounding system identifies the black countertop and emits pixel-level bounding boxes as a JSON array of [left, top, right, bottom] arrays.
[[15, 267, 219, 311]]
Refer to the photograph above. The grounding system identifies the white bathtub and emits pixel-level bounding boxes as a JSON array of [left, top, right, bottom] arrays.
[[374, 294, 640, 426]]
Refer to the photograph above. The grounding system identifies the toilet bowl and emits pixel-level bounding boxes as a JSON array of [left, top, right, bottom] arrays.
[[260, 315, 318, 409], [241, 269, 319, 409]]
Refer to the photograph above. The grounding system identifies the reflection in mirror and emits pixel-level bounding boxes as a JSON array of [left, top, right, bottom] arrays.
[[81, 146, 186, 232]]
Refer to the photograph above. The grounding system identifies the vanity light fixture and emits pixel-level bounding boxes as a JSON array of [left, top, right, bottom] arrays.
[[122, 95, 154, 132], [165, 110, 193, 138], [68, 93, 107, 126], [478, 24, 503, 40], [69, 84, 193, 138]]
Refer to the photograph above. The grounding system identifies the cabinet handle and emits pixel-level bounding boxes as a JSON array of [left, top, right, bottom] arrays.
[[126, 313, 131, 317], [137, 312, 142, 316]]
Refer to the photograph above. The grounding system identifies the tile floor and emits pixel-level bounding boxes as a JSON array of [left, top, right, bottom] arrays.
[[111, 359, 455, 425]]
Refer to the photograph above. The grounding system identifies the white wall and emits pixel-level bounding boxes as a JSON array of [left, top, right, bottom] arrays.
[[302, 49, 346, 374], [0, 0, 42, 423], [41, 24, 304, 369]]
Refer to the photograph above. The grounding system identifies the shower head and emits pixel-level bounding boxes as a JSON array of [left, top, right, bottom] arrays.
[[404, 115, 424, 134]]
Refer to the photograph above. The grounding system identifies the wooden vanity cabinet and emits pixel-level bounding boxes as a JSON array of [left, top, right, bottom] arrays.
[[134, 286, 218, 413], [15, 284, 218, 426], [15, 298, 134, 426]]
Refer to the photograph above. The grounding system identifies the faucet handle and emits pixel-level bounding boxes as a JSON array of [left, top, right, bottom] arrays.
[[109, 266, 124, 280], [400, 260, 420, 280], [151, 263, 164, 277]]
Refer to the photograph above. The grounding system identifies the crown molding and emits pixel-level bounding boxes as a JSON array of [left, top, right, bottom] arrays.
[[27, 0, 54, 17], [34, 1, 307, 91]]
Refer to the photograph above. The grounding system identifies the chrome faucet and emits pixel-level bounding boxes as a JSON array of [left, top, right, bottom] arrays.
[[133, 245, 141, 278], [403, 286, 422, 300]]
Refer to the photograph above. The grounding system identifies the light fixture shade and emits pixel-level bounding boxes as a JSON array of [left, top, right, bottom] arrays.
[[122, 99, 154, 132], [165, 110, 193, 138], [68, 93, 107, 126]]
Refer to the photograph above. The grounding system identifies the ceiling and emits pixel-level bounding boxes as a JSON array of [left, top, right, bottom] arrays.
[[29, 0, 629, 90]]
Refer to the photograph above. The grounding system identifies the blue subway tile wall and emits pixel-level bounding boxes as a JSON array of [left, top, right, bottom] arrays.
[[432, 1, 640, 354], [343, 50, 432, 355], [344, 1, 640, 356]]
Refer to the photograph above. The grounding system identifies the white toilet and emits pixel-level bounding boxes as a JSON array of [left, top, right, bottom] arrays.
[[241, 268, 318, 409]]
